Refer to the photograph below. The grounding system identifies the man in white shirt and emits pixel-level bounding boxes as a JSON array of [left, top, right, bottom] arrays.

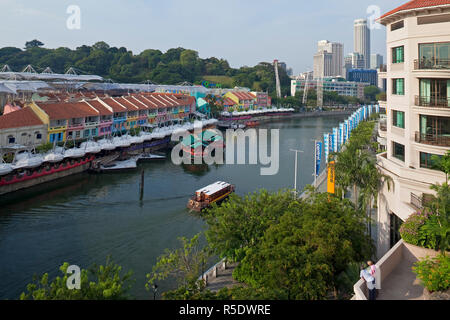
[[360, 269, 376, 300]]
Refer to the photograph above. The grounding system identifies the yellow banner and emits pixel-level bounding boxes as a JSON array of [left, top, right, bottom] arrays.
[[327, 161, 335, 194]]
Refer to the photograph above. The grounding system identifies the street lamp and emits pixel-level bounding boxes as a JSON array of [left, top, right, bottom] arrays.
[[290, 149, 304, 194], [152, 283, 158, 300]]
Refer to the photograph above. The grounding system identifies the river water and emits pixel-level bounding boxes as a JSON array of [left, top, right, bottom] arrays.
[[0, 115, 347, 300]]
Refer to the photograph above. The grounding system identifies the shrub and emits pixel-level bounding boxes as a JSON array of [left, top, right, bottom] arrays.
[[413, 254, 450, 293], [35, 142, 53, 154], [400, 209, 434, 247]]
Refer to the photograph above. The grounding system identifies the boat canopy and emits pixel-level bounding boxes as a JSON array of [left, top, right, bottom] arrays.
[[196, 181, 231, 196]]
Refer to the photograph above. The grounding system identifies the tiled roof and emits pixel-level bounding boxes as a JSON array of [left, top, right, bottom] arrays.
[[223, 97, 236, 106], [85, 100, 113, 115], [37, 101, 99, 120], [100, 98, 127, 112], [380, 0, 450, 19], [113, 97, 140, 111], [132, 95, 159, 109], [0, 107, 44, 129], [231, 91, 257, 101]]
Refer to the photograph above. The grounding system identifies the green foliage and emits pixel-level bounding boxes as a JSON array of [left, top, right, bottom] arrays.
[[376, 92, 386, 102], [146, 233, 209, 293], [35, 142, 53, 154], [25, 40, 44, 49], [400, 182, 449, 253], [335, 262, 362, 299], [423, 182, 450, 253], [364, 86, 381, 102], [413, 254, 450, 292], [204, 189, 296, 262], [0, 43, 290, 97], [432, 151, 450, 184], [19, 257, 134, 300], [400, 209, 435, 247], [204, 94, 224, 118], [231, 190, 374, 300]]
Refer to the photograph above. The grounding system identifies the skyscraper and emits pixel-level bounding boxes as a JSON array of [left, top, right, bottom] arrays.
[[313, 40, 344, 79], [370, 53, 384, 69], [354, 19, 371, 68]]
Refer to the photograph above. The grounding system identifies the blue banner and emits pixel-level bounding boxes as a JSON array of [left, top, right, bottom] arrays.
[[315, 141, 322, 176], [333, 128, 338, 152], [324, 133, 329, 163]]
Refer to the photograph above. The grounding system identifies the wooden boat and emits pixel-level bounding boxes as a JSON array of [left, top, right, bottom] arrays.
[[187, 181, 235, 212]]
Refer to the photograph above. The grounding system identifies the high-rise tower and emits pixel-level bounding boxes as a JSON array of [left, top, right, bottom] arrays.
[[354, 19, 371, 69]]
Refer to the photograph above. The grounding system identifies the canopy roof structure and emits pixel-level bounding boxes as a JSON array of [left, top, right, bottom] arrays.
[[0, 71, 103, 82], [82, 82, 157, 92], [0, 80, 53, 94]]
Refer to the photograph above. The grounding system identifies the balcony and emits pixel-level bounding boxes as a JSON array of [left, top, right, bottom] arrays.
[[415, 132, 450, 147], [414, 58, 450, 70], [353, 240, 439, 300], [415, 96, 450, 108], [68, 122, 84, 130], [84, 121, 99, 127]]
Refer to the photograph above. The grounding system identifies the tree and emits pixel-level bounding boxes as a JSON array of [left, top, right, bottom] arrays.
[[432, 151, 450, 184], [146, 233, 210, 299], [232, 189, 374, 299], [20, 257, 134, 300], [25, 40, 44, 49], [204, 190, 296, 262], [364, 86, 381, 102]]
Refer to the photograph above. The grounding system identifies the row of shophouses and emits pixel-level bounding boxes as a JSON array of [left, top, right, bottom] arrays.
[[0, 93, 196, 146]]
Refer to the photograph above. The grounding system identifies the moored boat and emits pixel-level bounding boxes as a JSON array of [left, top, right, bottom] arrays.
[[187, 181, 235, 212], [13, 151, 44, 169]]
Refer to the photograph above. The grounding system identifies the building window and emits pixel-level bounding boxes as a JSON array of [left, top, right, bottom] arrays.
[[419, 42, 450, 69], [419, 78, 450, 107], [420, 152, 442, 169], [84, 130, 90, 138], [392, 78, 405, 95], [35, 132, 42, 140], [392, 110, 405, 128], [391, 20, 404, 31], [8, 135, 15, 144], [392, 141, 405, 162], [392, 46, 404, 63], [390, 213, 403, 248], [75, 131, 81, 139]]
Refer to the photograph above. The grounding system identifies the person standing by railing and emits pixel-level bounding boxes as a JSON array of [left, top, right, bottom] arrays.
[[360, 267, 376, 300]]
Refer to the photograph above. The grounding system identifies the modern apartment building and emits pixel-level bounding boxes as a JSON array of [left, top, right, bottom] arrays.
[[376, 0, 450, 257], [313, 40, 344, 79], [291, 78, 369, 100], [370, 53, 384, 70], [354, 19, 371, 69]]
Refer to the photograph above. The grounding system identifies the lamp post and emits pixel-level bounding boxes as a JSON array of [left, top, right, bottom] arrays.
[[152, 283, 158, 300], [290, 149, 304, 194]]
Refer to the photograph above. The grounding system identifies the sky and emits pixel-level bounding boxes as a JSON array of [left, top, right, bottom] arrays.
[[0, 0, 407, 74]]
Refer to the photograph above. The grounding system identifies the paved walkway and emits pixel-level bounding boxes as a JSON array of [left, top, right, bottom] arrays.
[[206, 263, 240, 292], [378, 259, 426, 300]]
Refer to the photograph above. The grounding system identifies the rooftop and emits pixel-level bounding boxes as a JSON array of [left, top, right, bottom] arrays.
[[380, 0, 450, 21], [0, 107, 44, 129], [37, 101, 99, 120]]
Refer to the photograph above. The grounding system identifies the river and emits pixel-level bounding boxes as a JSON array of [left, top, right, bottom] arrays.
[[0, 114, 347, 300]]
